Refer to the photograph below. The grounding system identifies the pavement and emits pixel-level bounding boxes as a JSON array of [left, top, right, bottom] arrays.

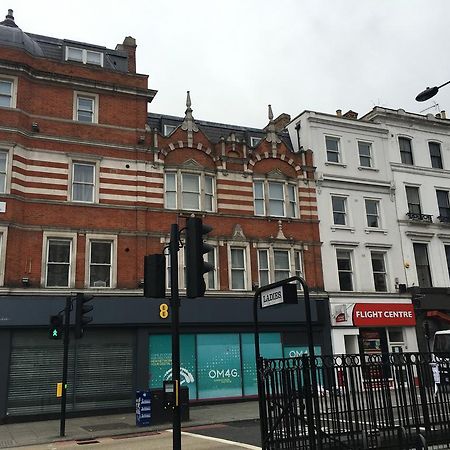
[[0, 401, 260, 449]]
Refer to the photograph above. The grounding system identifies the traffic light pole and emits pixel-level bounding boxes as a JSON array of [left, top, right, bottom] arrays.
[[60, 296, 72, 437], [170, 223, 181, 450]]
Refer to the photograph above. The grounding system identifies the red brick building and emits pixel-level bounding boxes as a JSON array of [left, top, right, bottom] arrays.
[[0, 10, 329, 419]]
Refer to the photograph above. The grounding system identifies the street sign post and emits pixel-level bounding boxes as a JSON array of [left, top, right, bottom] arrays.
[[260, 283, 297, 309], [253, 276, 319, 449]]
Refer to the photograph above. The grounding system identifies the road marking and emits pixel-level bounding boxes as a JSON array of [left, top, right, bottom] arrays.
[[178, 430, 262, 449]]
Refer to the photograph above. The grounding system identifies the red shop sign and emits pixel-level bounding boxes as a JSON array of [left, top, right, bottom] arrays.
[[353, 303, 416, 327]]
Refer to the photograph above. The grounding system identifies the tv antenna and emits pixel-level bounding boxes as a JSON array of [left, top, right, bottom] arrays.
[[419, 102, 440, 114]]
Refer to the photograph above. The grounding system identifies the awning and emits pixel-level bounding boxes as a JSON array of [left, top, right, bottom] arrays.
[[426, 310, 450, 323]]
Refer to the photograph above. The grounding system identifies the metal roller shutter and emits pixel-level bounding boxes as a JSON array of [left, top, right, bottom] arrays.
[[7, 329, 134, 417]]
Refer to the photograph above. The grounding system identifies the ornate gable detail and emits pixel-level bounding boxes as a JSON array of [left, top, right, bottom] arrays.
[[232, 224, 246, 240], [266, 169, 285, 179], [181, 158, 202, 169]]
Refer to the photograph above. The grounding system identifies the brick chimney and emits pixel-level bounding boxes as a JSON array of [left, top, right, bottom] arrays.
[[116, 36, 137, 73], [343, 110, 358, 120], [263, 113, 291, 132], [272, 113, 291, 132]]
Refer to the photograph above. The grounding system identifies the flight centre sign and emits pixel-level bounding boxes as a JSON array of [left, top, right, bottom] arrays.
[[260, 283, 298, 309]]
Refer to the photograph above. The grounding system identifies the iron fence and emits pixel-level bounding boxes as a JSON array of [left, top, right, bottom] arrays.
[[258, 352, 450, 449]]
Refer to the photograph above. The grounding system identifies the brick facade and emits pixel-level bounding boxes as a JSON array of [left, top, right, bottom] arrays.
[[0, 14, 323, 297]]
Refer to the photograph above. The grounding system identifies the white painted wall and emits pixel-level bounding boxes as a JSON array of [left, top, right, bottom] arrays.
[[365, 108, 450, 289]]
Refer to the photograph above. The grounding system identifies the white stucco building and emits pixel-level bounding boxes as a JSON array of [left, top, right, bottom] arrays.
[[287, 109, 418, 356], [362, 108, 450, 353]]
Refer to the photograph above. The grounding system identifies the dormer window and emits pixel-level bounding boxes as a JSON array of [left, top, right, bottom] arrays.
[[163, 124, 177, 137], [250, 136, 262, 147], [66, 47, 103, 67]]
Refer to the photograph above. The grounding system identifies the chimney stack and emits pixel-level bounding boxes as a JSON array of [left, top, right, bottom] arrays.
[[116, 36, 137, 73]]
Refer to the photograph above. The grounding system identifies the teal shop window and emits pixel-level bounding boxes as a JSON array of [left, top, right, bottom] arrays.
[[197, 334, 242, 399], [148, 334, 197, 400], [241, 333, 282, 396]]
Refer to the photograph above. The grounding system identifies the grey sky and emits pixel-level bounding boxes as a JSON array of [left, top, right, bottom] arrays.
[[7, 0, 450, 128]]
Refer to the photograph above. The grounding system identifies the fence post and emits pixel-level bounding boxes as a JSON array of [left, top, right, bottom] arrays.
[[302, 354, 316, 449], [416, 433, 428, 450], [416, 357, 431, 436]]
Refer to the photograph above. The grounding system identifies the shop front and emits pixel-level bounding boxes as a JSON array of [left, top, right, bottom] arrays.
[[148, 332, 323, 401], [330, 300, 418, 356], [0, 294, 332, 420]]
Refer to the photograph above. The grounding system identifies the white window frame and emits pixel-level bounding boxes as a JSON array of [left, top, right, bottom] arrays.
[[85, 234, 117, 289], [228, 245, 251, 291], [164, 170, 216, 212], [165, 244, 218, 291], [358, 141, 373, 168], [0, 226, 8, 286], [331, 195, 348, 226], [250, 136, 262, 147], [371, 251, 388, 292], [429, 141, 443, 169], [257, 246, 303, 287], [365, 198, 381, 228], [66, 46, 104, 66], [0, 148, 12, 194], [325, 135, 341, 164], [70, 160, 99, 203], [163, 124, 177, 136], [253, 179, 298, 218], [42, 231, 77, 288], [336, 248, 354, 291], [73, 91, 99, 123], [0, 76, 17, 108], [399, 136, 414, 165]]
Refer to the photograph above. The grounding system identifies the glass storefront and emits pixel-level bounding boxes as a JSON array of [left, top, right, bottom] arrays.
[[149, 332, 319, 401]]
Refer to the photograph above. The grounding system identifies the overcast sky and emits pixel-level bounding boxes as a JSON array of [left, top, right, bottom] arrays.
[[6, 0, 450, 128]]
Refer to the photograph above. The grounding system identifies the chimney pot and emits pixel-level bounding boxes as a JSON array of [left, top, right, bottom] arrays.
[[336, 109, 342, 117], [442, 110, 447, 119]]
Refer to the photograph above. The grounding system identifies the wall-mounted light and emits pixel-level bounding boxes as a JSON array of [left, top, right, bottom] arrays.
[[31, 122, 39, 132], [21, 277, 30, 287]]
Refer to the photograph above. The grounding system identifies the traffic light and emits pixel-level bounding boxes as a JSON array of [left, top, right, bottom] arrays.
[[185, 217, 214, 298], [74, 293, 94, 339], [49, 314, 63, 340], [144, 254, 166, 298]]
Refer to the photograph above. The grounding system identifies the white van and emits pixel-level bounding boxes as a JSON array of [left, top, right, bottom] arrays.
[[432, 330, 450, 388], [433, 330, 450, 354]]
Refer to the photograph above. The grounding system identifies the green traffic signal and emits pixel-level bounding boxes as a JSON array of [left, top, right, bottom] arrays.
[[49, 314, 63, 340]]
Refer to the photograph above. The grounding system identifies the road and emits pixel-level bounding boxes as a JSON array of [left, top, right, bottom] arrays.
[[12, 420, 262, 450]]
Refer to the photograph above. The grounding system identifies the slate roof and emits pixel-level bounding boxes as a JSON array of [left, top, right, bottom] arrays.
[[148, 112, 294, 151], [0, 9, 129, 72], [27, 33, 129, 73]]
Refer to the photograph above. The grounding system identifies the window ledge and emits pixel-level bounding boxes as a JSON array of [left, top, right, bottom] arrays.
[[331, 225, 355, 233], [325, 162, 347, 168], [358, 166, 379, 172], [364, 228, 388, 235]]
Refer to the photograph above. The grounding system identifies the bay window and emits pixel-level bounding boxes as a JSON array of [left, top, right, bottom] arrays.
[[253, 179, 298, 218]]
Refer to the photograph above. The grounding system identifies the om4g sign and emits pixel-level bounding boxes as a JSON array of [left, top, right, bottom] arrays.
[[260, 284, 297, 309]]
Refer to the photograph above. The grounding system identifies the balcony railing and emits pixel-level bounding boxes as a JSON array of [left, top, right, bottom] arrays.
[[406, 212, 433, 222]]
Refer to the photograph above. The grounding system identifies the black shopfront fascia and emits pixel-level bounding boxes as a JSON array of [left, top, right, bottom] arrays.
[[0, 294, 327, 328], [0, 294, 331, 420]]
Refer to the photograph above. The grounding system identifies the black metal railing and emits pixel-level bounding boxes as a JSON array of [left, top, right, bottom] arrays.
[[258, 352, 450, 449], [406, 212, 433, 223]]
